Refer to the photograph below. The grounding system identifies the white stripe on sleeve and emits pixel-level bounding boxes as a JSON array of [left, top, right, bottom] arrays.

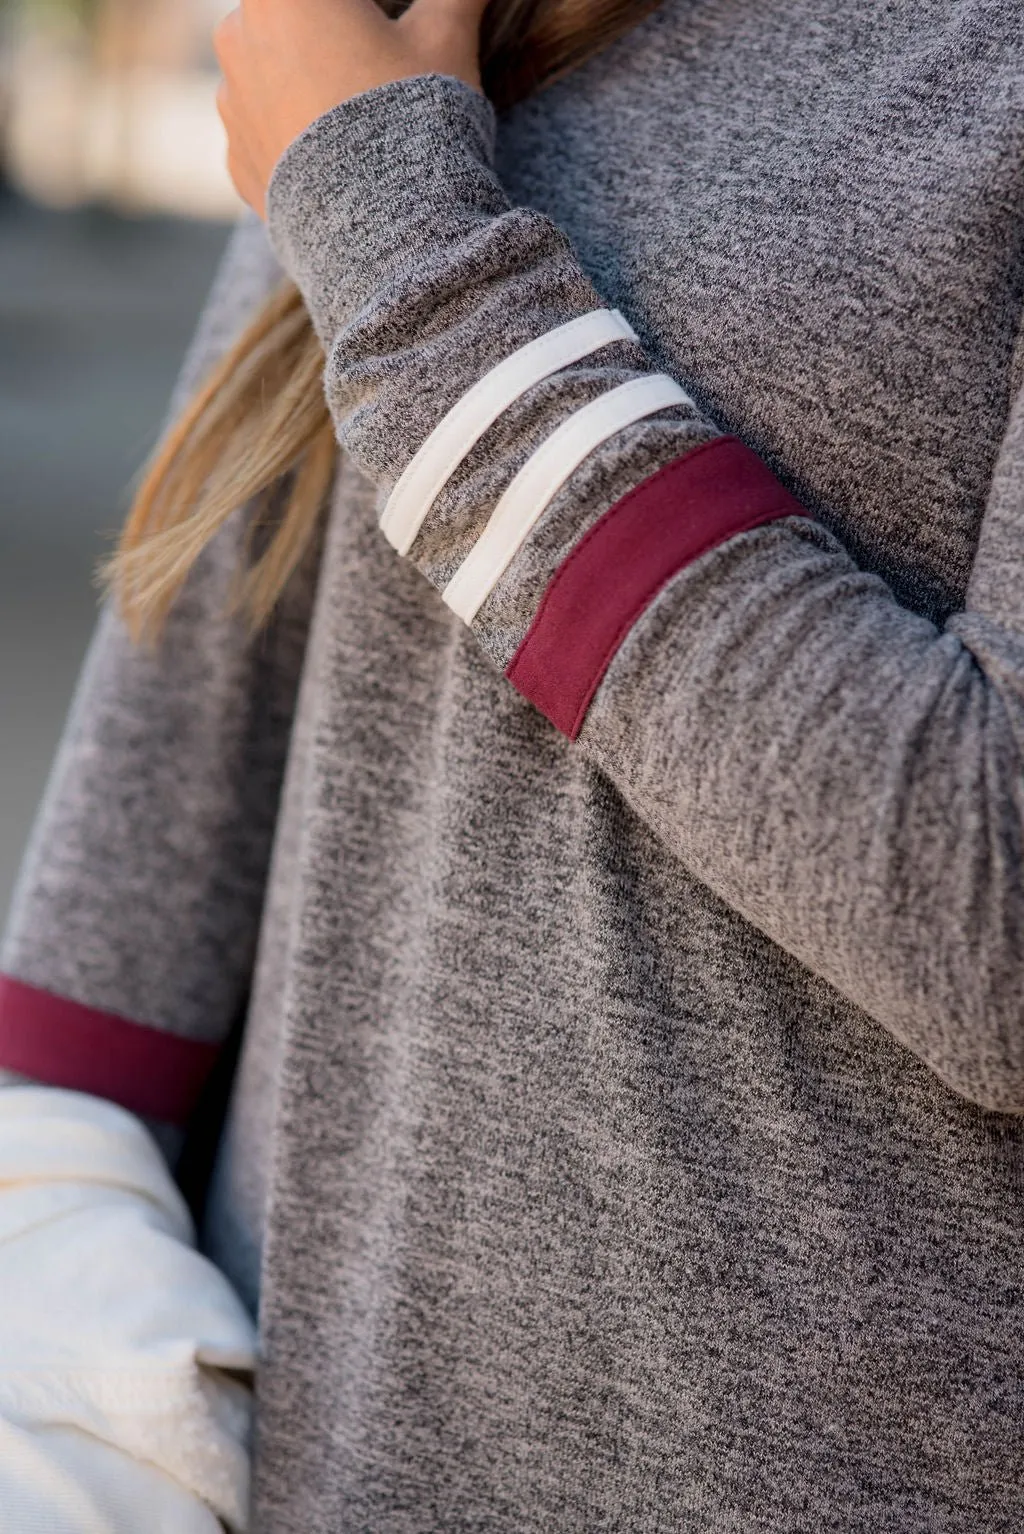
[[379, 308, 639, 556], [442, 373, 693, 625]]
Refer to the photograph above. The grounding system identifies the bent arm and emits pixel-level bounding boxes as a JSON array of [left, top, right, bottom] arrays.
[[264, 74, 1024, 1112]]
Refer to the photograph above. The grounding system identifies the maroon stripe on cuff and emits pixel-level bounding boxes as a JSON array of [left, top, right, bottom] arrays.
[[505, 435, 805, 740], [0, 973, 219, 1125]]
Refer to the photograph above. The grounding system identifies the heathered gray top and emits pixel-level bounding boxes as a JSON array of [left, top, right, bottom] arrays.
[[3, 0, 1024, 1527]]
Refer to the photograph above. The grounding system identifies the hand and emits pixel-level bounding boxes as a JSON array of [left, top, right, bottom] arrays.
[[214, 0, 489, 218]]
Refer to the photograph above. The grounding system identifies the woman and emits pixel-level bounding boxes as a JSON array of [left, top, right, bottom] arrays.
[[0, 0, 1022, 1527]]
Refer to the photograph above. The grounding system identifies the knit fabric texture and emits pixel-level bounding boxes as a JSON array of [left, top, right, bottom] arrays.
[[3, 0, 1024, 1528]]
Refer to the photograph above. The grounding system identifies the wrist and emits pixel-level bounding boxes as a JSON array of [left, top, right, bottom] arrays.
[[265, 72, 500, 347]]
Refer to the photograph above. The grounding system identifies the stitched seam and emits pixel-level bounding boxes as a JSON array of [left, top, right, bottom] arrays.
[[507, 435, 738, 675], [567, 504, 799, 738], [0, 973, 153, 1033], [0, 977, 218, 1059]]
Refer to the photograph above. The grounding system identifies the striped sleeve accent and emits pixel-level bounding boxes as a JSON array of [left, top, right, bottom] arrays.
[[380, 307, 639, 556], [0, 973, 218, 1125], [506, 437, 805, 739], [443, 373, 693, 624], [377, 310, 806, 741]]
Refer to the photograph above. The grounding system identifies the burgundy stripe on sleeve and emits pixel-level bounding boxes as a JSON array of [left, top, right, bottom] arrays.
[[505, 435, 805, 740], [0, 973, 219, 1124]]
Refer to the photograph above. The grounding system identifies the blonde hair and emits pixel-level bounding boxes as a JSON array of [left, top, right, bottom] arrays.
[[105, 0, 661, 641]]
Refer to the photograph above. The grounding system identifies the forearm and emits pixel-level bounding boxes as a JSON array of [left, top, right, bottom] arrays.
[[264, 75, 1024, 1110]]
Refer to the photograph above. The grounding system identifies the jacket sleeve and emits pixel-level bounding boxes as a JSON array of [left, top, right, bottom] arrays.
[[0, 1084, 257, 1533], [0, 212, 317, 1135], [263, 73, 1024, 1115]]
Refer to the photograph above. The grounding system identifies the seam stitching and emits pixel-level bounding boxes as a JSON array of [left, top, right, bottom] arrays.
[[507, 435, 736, 671], [567, 504, 799, 738]]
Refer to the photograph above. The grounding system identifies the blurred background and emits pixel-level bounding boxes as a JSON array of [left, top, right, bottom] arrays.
[[0, 0, 242, 923]]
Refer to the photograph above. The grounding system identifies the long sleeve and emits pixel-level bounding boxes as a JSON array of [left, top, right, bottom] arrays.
[[264, 75, 1024, 1114], [0, 213, 317, 1132]]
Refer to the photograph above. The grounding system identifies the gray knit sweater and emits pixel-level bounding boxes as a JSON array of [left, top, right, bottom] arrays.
[[3, 1, 1024, 1528]]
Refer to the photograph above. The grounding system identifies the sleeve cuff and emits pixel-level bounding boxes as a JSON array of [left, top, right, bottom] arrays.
[[265, 72, 501, 345], [0, 974, 218, 1126]]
